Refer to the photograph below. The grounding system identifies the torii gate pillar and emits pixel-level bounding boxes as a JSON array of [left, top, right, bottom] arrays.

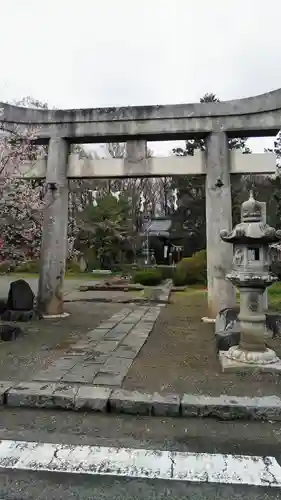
[[37, 138, 69, 316], [205, 132, 236, 318]]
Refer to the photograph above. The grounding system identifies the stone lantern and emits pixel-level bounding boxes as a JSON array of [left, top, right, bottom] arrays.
[[219, 191, 281, 371]]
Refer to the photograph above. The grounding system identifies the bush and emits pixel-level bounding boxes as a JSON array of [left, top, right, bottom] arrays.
[[15, 260, 40, 273], [133, 268, 163, 286], [173, 250, 207, 286], [66, 259, 81, 274], [123, 264, 175, 280], [0, 261, 15, 274], [83, 249, 100, 271], [270, 261, 281, 281], [156, 265, 175, 280]]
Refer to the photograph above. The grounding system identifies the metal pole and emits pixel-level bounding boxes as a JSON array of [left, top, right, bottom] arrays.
[[146, 224, 150, 265]]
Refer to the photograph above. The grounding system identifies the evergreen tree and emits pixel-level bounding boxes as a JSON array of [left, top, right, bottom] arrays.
[[172, 93, 251, 255]]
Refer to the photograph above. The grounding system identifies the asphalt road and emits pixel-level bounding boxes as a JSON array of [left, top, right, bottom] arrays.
[[0, 408, 281, 498], [1, 470, 281, 500]]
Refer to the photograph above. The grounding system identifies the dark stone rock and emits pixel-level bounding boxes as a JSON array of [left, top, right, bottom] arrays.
[[215, 329, 241, 352], [215, 307, 281, 352], [266, 312, 281, 338], [0, 325, 23, 341], [0, 299, 7, 314], [1, 309, 42, 322], [215, 307, 240, 352], [7, 280, 34, 311]]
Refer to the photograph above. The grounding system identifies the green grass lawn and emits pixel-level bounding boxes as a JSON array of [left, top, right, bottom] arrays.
[[267, 282, 281, 311], [174, 282, 281, 312], [3, 272, 102, 280]]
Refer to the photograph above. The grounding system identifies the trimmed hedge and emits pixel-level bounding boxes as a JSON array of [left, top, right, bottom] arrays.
[[133, 268, 163, 286], [123, 264, 175, 280], [15, 260, 40, 273], [155, 265, 175, 280], [173, 250, 207, 286]]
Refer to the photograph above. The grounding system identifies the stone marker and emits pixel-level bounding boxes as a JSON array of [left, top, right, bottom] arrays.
[[2, 279, 41, 322], [6, 280, 34, 311]]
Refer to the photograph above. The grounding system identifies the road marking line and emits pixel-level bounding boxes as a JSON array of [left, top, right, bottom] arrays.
[[0, 440, 280, 487]]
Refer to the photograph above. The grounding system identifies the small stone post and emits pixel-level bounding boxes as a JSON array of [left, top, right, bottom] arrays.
[[37, 138, 69, 316], [205, 132, 236, 318]]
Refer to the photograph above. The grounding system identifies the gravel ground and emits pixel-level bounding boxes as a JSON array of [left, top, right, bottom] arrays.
[[123, 290, 281, 397], [0, 302, 127, 381]]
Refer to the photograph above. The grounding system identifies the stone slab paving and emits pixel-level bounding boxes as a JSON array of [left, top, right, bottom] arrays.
[[31, 305, 164, 387]]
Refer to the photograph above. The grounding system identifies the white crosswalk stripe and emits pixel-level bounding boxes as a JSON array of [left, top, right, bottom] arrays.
[[0, 439, 280, 487]]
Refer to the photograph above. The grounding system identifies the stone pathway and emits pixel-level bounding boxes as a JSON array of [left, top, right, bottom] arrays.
[[31, 305, 163, 387]]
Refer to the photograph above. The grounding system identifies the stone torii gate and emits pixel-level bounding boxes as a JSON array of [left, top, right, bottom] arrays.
[[1, 88, 280, 318]]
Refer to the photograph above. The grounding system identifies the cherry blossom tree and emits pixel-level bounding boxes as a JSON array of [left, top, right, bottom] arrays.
[[0, 105, 47, 264], [0, 99, 83, 265]]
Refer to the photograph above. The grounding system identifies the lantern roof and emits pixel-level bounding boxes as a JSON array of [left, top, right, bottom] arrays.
[[241, 190, 263, 223], [220, 192, 281, 244]]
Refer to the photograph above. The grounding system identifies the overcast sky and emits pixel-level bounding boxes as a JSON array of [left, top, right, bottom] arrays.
[[0, 0, 280, 154]]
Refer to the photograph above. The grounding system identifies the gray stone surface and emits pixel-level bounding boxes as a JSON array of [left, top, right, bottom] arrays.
[[219, 351, 281, 374], [0, 381, 15, 404], [110, 389, 153, 415], [37, 137, 69, 316], [3, 88, 281, 140], [33, 355, 83, 382], [94, 340, 120, 354], [85, 328, 110, 341], [3, 382, 281, 421], [62, 362, 103, 383], [92, 373, 125, 386], [181, 393, 281, 420], [109, 323, 135, 334], [52, 383, 78, 409], [95, 322, 118, 329], [114, 345, 141, 358], [205, 132, 236, 318], [30, 304, 160, 387], [7, 381, 56, 408], [74, 385, 111, 411], [152, 393, 180, 417]]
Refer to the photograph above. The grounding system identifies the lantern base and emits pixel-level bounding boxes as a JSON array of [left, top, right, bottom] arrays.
[[219, 350, 281, 374], [226, 345, 279, 364]]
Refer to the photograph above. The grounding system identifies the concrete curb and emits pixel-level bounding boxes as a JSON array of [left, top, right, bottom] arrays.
[[1, 381, 281, 421]]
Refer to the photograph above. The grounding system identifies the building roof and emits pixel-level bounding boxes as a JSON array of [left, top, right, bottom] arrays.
[[143, 218, 172, 237]]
